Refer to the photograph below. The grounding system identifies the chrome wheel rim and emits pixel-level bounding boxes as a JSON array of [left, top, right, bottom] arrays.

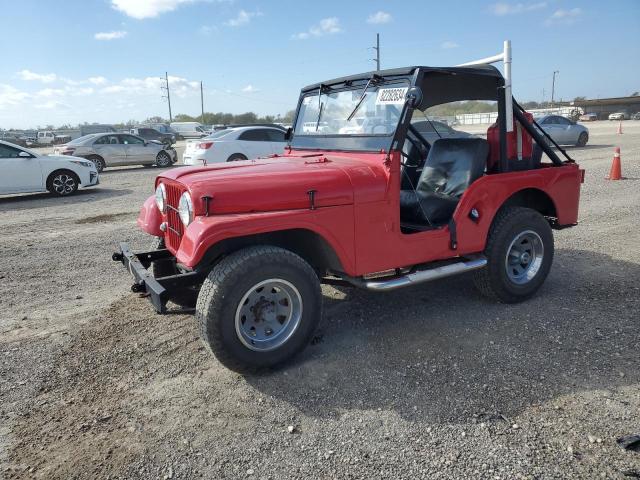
[[52, 174, 76, 195], [505, 230, 544, 285], [157, 153, 171, 167], [235, 279, 303, 352]]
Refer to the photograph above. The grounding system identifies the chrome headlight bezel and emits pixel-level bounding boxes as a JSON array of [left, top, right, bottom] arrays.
[[178, 191, 194, 226], [155, 183, 167, 213]]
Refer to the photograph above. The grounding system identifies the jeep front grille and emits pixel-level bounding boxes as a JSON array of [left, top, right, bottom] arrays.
[[164, 181, 186, 252]]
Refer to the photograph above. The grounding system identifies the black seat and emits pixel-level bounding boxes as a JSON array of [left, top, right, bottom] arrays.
[[400, 138, 489, 225]]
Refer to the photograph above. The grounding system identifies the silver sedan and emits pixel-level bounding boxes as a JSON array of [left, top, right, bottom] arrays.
[[534, 115, 589, 147], [53, 133, 177, 172]]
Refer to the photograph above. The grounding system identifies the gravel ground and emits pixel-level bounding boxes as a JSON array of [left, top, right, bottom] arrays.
[[1, 121, 639, 479]]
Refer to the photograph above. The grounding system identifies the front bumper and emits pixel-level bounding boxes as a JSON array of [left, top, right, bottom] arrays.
[[112, 242, 203, 313]]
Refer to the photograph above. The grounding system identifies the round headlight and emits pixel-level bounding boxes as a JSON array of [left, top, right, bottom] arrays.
[[155, 183, 166, 212], [178, 192, 193, 226]]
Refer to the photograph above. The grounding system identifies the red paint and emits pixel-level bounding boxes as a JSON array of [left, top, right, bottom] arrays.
[[137, 148, 582, 276], [487, 112, 534, 171]]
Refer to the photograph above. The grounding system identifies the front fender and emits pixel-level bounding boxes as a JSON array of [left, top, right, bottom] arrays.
[[176, 205, 356, 274], [137, 195, 163, 237]]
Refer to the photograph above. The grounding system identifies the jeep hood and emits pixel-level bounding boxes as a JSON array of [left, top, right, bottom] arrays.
[[159, 154, 377, 214]]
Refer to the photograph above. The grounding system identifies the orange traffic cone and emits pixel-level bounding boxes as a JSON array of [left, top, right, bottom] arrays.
[[617, 121, 623, 134], [606, 147, 623, 180]]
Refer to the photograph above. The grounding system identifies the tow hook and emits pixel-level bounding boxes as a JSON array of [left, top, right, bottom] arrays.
[[131, 283, 145, 293]]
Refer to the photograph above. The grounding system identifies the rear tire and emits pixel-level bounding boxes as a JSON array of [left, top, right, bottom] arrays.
[[473, 207, 553, 303], [47, 170, 79, 196], [576, 132, 588, 147], [227, 153, 247, 162], [150, 237, 198, 308], [196, 246, 322, 373], [86, 155, 105, 172]]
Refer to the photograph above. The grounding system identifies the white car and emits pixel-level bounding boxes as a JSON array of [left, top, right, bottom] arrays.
[[608, 112, 629, 120], [182, 126, 287, 165], [0, 140, 98, 197]]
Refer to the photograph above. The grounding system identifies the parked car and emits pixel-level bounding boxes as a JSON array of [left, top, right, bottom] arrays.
[[534, 115, 589, 146], [608, 112, 629, 121], [411, 119, 473, 143], [130, 127, 175, 147], [145, 123, 181, 139], [170, 122, 208, 139], [632, 112, 640, 120], [579, 112, 598, 121], [80, 124, 117, 136], [53, 133, 177, 172], [0, 140, 98, 196], [182, 126, 287, 165]]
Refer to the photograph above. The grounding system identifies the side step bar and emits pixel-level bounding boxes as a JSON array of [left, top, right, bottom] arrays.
[[348, 256, 487, 292]]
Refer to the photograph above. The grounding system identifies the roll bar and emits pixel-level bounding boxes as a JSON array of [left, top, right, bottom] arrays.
[[458, 40, 513, 133]]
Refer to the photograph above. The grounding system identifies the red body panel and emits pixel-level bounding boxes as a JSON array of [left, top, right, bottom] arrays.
[[138, 148, 582, 276], [137, 195, 163, 237]]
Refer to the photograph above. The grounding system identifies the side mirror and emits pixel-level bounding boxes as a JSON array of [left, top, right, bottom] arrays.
[[405, 86, 423, 109], [18, 151, 32, 158], [284, 127, 293, 142]]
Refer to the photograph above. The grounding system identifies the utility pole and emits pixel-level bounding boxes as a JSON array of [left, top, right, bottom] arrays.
[[551, 70, 559, 107], [200, 81, 205, 124], [371, 33, 380, 71], [160, 72, 173, 122]]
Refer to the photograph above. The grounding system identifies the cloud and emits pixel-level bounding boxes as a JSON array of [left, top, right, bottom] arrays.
[[98, 75, 199, 98], [199, 25, 218, 36], [367, 11, 392, 24], [88, 76, 108, 86], [490, 2, 547, 15], [293, 17, 342, 40], [241, 85, 259, 93], [110, 0, 198, 19], [35, 100, 69, 110], [441, 41, 459, 49], [94, 30, 128, 40], [35, 88, 66, 98], [17, 70, 57, 83], [545, 8, 582, 25], [101, 85, 127, 94], [225, 10, 262, 27], [0, 84, 31, 109]]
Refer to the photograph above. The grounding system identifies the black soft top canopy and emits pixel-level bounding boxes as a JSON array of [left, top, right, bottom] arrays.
[[301, 65, 504, 92], [301, 65, 505, 111]]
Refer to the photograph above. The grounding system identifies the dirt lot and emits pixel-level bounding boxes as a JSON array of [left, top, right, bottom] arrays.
[[1, 121, 639, 479]]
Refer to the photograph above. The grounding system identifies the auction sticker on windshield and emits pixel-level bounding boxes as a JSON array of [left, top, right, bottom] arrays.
[[375, 87, 408, 105]]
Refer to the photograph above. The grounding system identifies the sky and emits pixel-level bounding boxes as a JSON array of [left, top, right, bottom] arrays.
[[0, 0, 638, 129]]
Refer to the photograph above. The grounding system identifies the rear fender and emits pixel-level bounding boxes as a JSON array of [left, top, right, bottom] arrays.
[[453, 164, 581, 253], [137, 195, 163, 237]]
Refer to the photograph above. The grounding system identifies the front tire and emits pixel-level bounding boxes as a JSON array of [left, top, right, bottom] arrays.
[[473, 207, 554, 303], [155, 151, 173, 168], [576, 132, 588, 147], [47, 170, 79, 196], [196, 246, 322, 373]]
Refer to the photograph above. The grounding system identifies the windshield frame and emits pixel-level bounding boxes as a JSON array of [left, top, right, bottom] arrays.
[[290, 75, 413, 153]]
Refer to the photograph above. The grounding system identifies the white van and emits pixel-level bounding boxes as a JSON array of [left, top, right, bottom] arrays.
[[170, 122, 207, 139]]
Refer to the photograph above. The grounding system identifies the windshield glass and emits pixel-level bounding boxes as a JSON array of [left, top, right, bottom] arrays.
[[294, 81, 408, 138]]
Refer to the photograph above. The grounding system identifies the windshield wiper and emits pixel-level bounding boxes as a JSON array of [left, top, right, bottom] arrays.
[[346, 74, 382, 122]]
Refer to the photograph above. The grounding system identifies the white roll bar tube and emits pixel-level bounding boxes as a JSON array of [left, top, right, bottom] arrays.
[[457, 40, 513, 132]]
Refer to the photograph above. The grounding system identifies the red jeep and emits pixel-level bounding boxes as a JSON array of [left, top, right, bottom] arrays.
[[114, 63, 582, 372]]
